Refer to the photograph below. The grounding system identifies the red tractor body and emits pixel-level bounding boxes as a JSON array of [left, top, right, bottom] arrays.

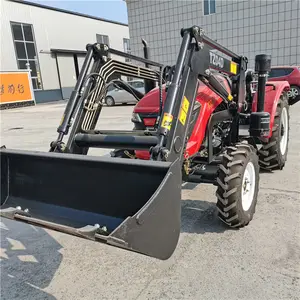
[[133, 77, 289, 160]]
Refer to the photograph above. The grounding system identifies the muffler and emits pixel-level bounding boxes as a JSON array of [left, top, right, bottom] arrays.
[[0, 148, 181, 260]]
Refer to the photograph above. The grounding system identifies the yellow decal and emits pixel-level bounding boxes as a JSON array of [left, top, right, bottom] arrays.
[[230, 62, 237, 75], [179, 96, 190, 126], [179, 109, 187, 125], [161, 113, 173, 130], [60, 114, 65, 126], [182, 96, 190, 114], [227, 94, 233, 101]]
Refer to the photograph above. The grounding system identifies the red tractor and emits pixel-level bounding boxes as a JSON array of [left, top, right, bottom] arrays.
[[127, 72, 290, 173], [0, 26, 292, 260]]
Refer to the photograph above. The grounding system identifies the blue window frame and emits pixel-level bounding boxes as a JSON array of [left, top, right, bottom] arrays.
[[204, 0, 216, 15]]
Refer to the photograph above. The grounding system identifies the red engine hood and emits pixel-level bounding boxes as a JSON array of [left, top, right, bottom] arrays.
[[133, 80, 222, 114], [134, 86, 167, 113]]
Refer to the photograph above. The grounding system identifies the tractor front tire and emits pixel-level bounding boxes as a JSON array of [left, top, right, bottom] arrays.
[[216, 143, 259, 228], [258, 93, 289, 170]]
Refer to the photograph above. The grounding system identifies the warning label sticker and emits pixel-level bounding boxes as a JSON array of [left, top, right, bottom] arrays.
[[179, 96, 190, 126], [161, 113, 173, 130], [230, 61, 238, 75]]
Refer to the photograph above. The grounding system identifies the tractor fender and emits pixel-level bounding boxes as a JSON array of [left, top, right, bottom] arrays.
[[252, 80, 290, 138], [185, 89, 224, 157]]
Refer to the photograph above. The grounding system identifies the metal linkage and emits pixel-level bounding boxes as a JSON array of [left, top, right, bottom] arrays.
[[81, 59, 161, 131]]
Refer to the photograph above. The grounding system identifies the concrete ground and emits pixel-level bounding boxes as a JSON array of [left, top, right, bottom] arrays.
[[0, 101, 299, 300]]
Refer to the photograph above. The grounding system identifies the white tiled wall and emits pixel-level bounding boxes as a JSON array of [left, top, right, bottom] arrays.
[[127, 0, 300, 68]]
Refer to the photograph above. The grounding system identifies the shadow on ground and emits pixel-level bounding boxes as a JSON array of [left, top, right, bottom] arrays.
[[0, 219, 63, 300], [181, 198, 232, 234], [181, 182, 234, 234]]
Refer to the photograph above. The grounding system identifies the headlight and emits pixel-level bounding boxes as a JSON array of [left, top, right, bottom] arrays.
[[131, 112, 142, 123]]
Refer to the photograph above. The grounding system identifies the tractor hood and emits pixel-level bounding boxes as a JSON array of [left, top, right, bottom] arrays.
[[134, 81, 212, 114], [134, 86, 167, 114]]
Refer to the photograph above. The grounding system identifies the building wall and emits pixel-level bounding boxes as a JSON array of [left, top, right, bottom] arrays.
[[1, 0, 129, 102], [126, 0, 300, 68]]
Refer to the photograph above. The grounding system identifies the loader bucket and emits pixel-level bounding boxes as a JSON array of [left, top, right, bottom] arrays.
[[0, 148, 182, 260]]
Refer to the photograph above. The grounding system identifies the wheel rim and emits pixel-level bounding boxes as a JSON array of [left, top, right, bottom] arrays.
[[287, 87, 299, 99], [106, 98, 113, 106], [280, 107, 288, 155], [241, 162, 256, 211]]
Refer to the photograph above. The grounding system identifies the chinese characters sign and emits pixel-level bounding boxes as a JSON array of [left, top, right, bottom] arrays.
[[0, 71, 35, 105]]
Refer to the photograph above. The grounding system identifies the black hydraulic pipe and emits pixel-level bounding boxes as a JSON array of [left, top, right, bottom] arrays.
[[57, 46, 94, 135], [255, 54, 271, 112], [186, 175, 215, 184], [109, 47, 163, 68], [112, 79, 144, 100], [207, 73, 231, 100], [192, 165, 219, 179], [85, 130, 156, 136], [74, 133, 159, 150]]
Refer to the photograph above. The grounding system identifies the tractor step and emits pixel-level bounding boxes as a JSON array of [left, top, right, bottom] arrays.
[[186, 164, 219, 184]]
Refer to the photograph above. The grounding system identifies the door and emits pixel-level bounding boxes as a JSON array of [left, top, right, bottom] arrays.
[[57, 54, 77, 99]]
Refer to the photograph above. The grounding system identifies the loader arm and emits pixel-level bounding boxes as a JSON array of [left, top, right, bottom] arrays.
[[0, 26, 260, 260]]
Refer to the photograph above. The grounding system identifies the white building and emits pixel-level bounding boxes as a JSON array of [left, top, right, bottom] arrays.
[[1, 0, 130, 103]]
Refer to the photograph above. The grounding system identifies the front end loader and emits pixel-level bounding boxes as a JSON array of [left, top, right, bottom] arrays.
[[0, 26, 284, 260]]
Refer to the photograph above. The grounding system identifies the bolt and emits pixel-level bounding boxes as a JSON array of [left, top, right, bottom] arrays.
[[205, 69, 211, 76], [94, 224, 100, 229], [24, 208, 29, 213], [16, 206, 21, 210], [198, 42, 204, 49]]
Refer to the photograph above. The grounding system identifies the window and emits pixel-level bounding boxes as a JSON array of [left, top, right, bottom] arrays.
[[204, 0, 216, 15], [11, 22, 42, 90], [123, 38, 132, 80], [268, 68, 292, 78], [96, 34, 110, 58], [131, 81, 144, 89], [96, 34, 109, 46], [123, 38, 131, 62]]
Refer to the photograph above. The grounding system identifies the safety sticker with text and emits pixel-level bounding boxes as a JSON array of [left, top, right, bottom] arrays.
[[161, 113, 173, 130], [179, 96, 190, 126]]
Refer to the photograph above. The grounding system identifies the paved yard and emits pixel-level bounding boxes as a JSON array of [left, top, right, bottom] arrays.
[[1, 101, 299, 300]]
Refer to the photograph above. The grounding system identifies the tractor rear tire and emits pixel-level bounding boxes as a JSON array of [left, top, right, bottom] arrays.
[[216, 143, 259, 228], [258, 93, 289, 170]]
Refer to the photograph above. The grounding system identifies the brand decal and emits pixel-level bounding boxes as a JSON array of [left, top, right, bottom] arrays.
[[210, 52, 224, 69]]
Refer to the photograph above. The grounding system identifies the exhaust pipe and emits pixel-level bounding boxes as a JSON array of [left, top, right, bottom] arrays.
[[249, 54, 271, 137], [142, 39, 156, 93]]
